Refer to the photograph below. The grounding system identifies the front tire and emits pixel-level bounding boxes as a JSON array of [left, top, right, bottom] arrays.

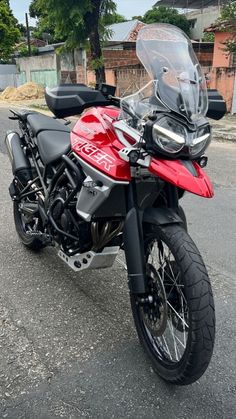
[[131, 224, 215, 385]]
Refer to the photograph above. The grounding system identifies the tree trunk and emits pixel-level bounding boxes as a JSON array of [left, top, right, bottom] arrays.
[[84, 0, 106, 86]]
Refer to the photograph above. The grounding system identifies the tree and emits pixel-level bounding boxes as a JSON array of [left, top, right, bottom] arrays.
[[29, 0, 63, 43], [202, 32, 215, 42], [102, 12, 127, 25], [0, 0, 21, 62], [29, 0, 117, 84], [218, 1, 236, 56], [142, 6, 190, 36], [132, 16, 143, 21]]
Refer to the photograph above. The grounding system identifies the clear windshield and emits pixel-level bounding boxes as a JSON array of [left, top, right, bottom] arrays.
[[121, 24, 208, 123]]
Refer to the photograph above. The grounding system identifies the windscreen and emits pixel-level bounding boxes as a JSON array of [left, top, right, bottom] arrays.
[[122, 24, 208, 123]]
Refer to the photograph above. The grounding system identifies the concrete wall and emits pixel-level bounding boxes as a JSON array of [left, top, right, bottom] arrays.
[[87, 69, 116, 87], [212, 32, 233, 68], [187, 6, 220, 41], [0, 64, 17, 75], [210, 67, 236, 112], [16, 53, 59, 87]]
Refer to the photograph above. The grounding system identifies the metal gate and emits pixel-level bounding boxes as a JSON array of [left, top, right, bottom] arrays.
[[232, 70, 236, 115], [30, 69, 58, 88]]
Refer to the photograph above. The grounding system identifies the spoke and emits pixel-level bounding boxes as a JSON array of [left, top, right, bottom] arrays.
[[167, 301, 189, 329], [166, 257, 175, 279], [167, 319, 180, 361], [173, 333, 186, 349], [165, 282, 184, 287], [162, 335, 172, 360], [146, 238, 189, 363], [181, 295, 187, 347], [176, 285, 188, 306], [166, 271, 181, 299]]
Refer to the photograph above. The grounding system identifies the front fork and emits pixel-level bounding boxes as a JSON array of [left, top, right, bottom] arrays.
[[123, 181, 147, 295], [123, 181, 183, 295]]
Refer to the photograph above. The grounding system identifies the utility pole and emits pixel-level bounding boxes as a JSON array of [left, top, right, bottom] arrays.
[[25, 13, 31, 57]]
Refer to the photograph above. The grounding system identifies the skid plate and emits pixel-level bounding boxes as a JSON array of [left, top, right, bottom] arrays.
[[58, 246, 120, 272]]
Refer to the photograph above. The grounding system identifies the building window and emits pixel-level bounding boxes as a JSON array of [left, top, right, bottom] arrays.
[[189, 19, 197, 29], [232, 52, 236, 67]]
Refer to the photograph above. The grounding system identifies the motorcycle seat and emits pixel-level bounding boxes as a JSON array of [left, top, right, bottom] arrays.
[[37, 130, 71, 165], [10, 109, 36, 122], [27, 113, 71, 136]]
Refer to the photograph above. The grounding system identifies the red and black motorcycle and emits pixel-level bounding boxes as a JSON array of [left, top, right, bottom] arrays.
[[5, 24, 226, 384]]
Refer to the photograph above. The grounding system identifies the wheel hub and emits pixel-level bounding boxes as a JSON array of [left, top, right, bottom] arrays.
[[141, 263, 168, 336]]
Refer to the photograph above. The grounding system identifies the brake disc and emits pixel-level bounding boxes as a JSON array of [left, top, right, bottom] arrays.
[[141, 263, 168, 337]]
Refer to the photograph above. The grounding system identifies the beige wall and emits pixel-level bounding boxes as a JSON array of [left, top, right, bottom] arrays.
[[16, 54, 59, 82], [86, 69, 116, 87], [187, 6, 220, 40]]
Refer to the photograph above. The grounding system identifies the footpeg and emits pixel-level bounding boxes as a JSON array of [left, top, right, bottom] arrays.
[[26, 231, 53, 245]]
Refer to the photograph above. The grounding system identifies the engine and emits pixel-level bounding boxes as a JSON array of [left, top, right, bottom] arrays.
[[49, 186, 92, 254]]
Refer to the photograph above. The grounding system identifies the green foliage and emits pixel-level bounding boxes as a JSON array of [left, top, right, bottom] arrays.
[[29, 0, 116, 46], [91, 56, 104, 70], [202, 32, 215, 42], [17, 23, 27, 38], [219, 0, 236, 30], [16, 45, 38, 57], [132, 16, 143, 21], [0, 0, 21, 62], [142, 6, 190, 36], [102, 12, 127, 25], [29, 0, 63, 43], [218, 1, 236, 55], [29, 0, 117, 83]]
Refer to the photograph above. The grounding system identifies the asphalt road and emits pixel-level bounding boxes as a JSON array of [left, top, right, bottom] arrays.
[[0, 105, 235, 418]]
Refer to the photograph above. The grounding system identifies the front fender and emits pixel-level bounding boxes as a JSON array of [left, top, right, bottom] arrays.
[[150, 159, 214, 198], [143, 207, 183, 226]]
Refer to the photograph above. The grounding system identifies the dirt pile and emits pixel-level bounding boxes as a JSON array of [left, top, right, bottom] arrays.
[[0, 82, 45, 101]]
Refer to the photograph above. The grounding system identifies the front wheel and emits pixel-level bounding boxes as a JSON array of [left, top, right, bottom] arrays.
[[130, 224, 215, 385]]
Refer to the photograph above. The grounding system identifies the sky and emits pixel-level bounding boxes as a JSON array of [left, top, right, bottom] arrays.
[[10, 0, 157, 24]]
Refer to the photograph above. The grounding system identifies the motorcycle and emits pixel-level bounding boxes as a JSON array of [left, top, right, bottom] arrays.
[[5, 24, 226, 385]]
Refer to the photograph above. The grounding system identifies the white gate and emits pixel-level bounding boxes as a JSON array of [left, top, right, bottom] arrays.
[[0, 65, 18, 90], [232, 71, 236, 115], [0, 73, 18, 90]]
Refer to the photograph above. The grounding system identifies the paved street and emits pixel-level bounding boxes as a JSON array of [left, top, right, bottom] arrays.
[[0, 105, 235, 418]]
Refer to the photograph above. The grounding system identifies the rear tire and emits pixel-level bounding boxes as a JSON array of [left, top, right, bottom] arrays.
[[130, 224, 215, 385], [13, 201, 43, 251]]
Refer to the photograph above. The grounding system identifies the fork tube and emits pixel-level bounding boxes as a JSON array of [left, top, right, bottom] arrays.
[[123, 180, 147, 295]]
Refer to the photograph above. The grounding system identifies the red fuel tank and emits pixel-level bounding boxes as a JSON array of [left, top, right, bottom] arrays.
[[71, 107, 131, 182]]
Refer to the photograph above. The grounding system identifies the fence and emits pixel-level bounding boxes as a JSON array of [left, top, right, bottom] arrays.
[[115, 68, 150, 97], [0, 72, 27, 91]]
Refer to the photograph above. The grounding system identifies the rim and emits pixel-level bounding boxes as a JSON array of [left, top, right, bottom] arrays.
[[141, 239, 189, 364]]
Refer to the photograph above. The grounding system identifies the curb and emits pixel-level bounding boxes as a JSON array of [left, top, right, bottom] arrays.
[[212, 130, 236, 143]]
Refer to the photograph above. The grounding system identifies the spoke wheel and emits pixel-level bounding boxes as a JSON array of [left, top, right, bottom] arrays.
[[130, 224, 215, 385], [144, 243, 189, 363]]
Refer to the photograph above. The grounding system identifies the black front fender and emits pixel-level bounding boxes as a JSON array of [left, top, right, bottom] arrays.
[[143, 207, 183, 226]]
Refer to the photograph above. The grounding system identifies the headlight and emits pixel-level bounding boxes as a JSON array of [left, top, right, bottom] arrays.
[[189, 126, 211, 157], [152, 116, 187, 154]]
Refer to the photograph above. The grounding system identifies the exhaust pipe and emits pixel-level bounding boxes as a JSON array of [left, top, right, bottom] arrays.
[[5, 131, 32, 183], [5, 131, 15, 164]]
